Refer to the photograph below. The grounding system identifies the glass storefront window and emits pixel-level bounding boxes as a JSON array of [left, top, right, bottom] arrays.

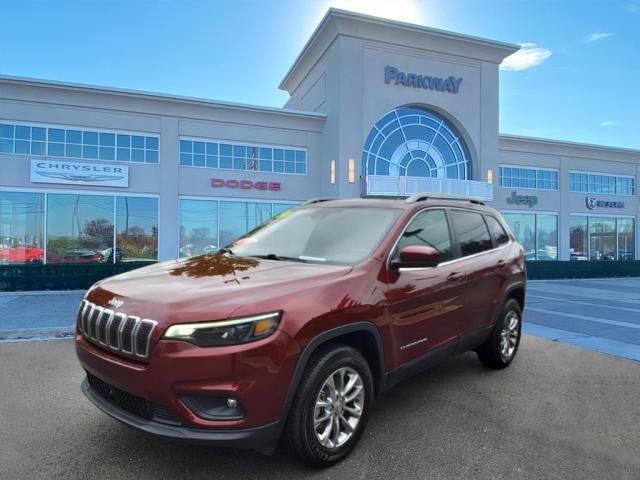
[[589, 217, 616, 261], [179, 199, 300, 257], [503, 213, 536, 260], [179, 199, 219, 257], [570, 215, 635, 261], [569, 216, 588, 261], [219, 201, 272, 247], [537, 214, 558, 260], [618, 218, 635, 261], [46, 194, 114, 264], [503, 212, 558, 261], [0, 192, 45, 264], [116, 197, 158, 262], [273, 203, 297, 216]]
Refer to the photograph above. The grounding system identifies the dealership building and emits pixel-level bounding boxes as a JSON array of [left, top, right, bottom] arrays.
[[1, 8, 639, 270]]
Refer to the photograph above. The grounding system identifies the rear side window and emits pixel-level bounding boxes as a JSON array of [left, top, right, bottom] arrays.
[[485, 215, 510, 246], [449, 210, 493, 257], [396, 209, 453, 262]]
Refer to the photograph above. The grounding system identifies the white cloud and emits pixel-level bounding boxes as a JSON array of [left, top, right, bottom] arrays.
[[601, 120, 618, 127], [500, 43, 552, 71], [586, 32, 615, 43]]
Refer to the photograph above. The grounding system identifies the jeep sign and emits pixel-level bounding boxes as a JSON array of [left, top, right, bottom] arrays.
[[506, 191, 538, 208]]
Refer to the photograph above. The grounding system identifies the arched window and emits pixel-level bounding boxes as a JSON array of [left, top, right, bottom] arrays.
[[362, 106, 469, 180]]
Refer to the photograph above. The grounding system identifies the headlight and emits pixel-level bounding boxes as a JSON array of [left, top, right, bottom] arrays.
[[163, 311, 281, 347]]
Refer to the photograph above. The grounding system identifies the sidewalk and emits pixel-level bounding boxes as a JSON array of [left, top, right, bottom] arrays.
[[0, 291, 84, 342]]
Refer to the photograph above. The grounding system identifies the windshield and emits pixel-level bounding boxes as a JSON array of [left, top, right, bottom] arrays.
[[228, 206, 401, 265]]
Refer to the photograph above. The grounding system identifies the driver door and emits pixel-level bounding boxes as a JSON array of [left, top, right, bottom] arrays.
[[385, 209, 465, 365]]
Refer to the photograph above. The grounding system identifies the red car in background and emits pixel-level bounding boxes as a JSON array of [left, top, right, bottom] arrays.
[[0, 246, 44, 264]]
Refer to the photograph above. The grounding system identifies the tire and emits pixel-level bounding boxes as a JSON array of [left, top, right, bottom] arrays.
[[285, 344, 374, 468], [476, 298, 522, 369]]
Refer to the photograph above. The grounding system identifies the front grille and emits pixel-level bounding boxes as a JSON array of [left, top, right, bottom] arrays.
[[87, 373, 181, 426], [77, 300, 157, 359]]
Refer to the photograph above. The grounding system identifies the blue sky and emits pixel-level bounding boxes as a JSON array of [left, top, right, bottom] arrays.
[[2, 0, 639, 149]]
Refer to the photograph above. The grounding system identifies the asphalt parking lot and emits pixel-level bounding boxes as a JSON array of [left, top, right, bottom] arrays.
[[524, 278, 640, 361], [1, 336, 639, 479], [1, 278, 639, 479]]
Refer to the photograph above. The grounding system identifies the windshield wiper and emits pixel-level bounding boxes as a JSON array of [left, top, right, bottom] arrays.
[[217, 247, 235, 255], [251, 253, 308, 263]]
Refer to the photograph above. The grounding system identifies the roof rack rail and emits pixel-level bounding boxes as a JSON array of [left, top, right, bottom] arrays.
[[302, 197, 337, 206], [405, 193, 486, 205]]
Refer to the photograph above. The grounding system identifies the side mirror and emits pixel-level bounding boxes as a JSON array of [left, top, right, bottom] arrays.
[[391, 246, 440, 269]]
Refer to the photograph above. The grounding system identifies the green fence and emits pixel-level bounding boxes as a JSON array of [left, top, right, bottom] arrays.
[[0, 262, 154, 291], [526, 260, 640, 279]]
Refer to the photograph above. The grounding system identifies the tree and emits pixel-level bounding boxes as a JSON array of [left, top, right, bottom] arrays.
[[83, 218, 114, 244]]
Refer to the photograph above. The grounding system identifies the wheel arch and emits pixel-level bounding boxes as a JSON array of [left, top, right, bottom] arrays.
[[505, 281, 526, 311], [279, 322, 386, 425]]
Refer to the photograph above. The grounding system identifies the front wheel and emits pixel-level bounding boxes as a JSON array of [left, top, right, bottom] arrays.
[[285, 344, 373, 468], [476, 298, 522, 369]]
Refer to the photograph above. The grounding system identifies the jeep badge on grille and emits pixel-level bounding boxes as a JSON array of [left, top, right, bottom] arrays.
[[107, 298, 124, 309]]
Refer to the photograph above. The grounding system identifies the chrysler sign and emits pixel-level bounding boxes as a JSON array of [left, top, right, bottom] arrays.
[[384, 65, 463, 94], [30, 160, 129, 187]]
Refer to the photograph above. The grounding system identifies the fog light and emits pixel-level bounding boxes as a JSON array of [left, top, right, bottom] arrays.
[[180, 394, 244, 420]]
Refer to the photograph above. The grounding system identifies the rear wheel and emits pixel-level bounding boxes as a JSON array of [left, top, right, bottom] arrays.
[[477, 298, 522, 369], [285, 344, 373, 468]]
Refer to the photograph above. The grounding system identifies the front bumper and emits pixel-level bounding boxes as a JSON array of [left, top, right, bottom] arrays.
[[81, 377, 281, 450], [75, 325, 299, 431]]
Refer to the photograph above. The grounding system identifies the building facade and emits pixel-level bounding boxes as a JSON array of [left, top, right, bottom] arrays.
[[1, 9, 638, 268]]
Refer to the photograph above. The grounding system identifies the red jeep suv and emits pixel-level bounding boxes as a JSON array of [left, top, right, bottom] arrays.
[[76, 195, 525, 467]]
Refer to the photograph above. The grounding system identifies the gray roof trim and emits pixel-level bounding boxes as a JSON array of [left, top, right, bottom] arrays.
[[0, 74, 327, 120], [500, 133, 640, 156]]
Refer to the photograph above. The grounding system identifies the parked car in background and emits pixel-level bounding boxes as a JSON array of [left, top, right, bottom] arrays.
[[0, 245, 44, 264], [76, 195, 526, 467], [100, 247, 125, 263], [57, 249, 103, 264]]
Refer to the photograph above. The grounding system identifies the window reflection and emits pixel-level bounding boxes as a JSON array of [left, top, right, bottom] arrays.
[[570, 215, 635, 261], [589, 217, 616, 261], [569, 217, 588, 261], [219, 202, 272, 247], [116, 197, 158, 262], [179, 199, 219, 257], [617, 218, 635, 261], [46, 194, 114, 264], [179, 200, 299, 257], [0, 192, 45, 264], [536, 214, 558, 260], [503, 213, 536, 260]]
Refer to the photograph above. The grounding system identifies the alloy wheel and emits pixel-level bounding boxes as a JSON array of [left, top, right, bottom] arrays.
[[313, 367, 365, 449], [500, 310, 520, 361]]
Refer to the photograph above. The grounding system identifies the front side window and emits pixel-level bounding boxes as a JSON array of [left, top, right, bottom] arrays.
[[230, 207, 401, 265], [485, 215, 510, 246], [449, 210, 492, 257], [395, 209, 452, 262]]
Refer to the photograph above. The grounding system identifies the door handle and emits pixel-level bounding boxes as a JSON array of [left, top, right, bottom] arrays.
[[447, 272, 464, 281], [497, 259, 507, 267]]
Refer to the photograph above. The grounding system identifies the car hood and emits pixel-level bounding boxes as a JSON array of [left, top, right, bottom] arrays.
[[86, 254, 352, 325]]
